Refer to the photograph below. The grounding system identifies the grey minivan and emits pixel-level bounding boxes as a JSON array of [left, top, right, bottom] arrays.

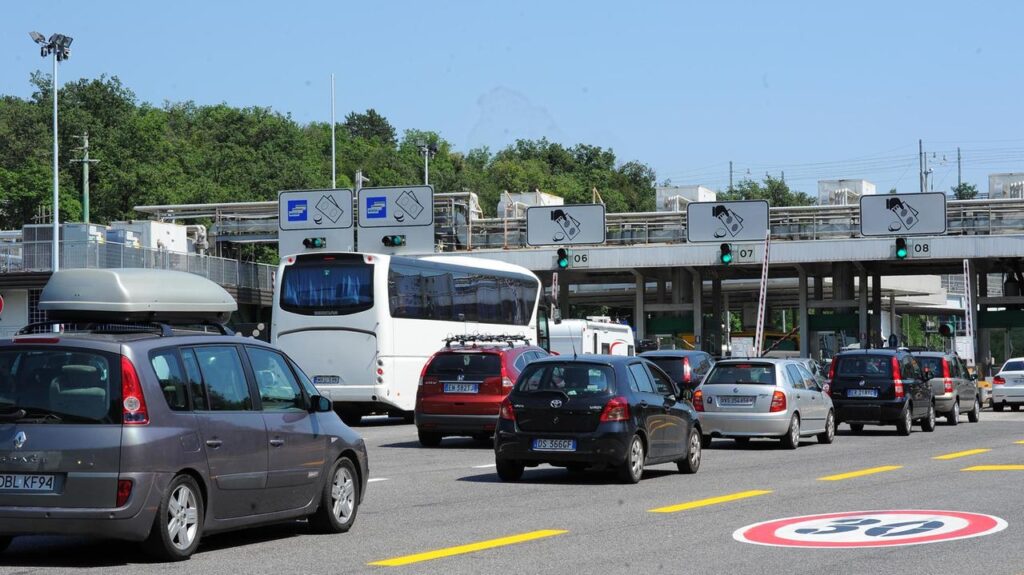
[[0, 269, 368, 560]]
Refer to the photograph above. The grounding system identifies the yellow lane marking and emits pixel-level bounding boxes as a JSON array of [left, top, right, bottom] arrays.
[[648, 489, 772, 513], [1015, 440, 1024, 445], [368, 529, 568, 567], [933, 449, 992, 460], [963, 465, 1024, 472], [818, 465, 903, 481]]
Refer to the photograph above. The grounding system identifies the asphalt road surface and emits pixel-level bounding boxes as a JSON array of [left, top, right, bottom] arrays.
[[3, 410, 1023, 575]]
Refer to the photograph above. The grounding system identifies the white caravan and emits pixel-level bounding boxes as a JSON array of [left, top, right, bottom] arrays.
[[549, 317, 635, 357]]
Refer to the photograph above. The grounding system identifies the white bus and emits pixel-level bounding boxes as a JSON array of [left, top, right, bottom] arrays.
[[271, 252, 545, 425], [549, 317, 635, 357]]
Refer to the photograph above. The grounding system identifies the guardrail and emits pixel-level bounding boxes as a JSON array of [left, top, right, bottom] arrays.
[[0, 241, 275, 291], [436, 198, 1024, 251]]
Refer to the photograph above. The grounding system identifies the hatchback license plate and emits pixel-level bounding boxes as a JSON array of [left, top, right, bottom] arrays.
[[719, 396, 756, 406], [847, 389, 878, 398], [313, 375, 341, 385], [0, 474, 54, 492], [532, 438, 576, 452], [443, 383, 479, 393]]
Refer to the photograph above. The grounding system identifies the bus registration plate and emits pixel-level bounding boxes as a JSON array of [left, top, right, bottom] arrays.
[[313, 375, 341, 385], [444, 383, 479, 393]]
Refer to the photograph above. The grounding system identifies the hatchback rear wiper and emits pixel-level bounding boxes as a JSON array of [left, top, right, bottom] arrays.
[[0, 408, 27, 422]]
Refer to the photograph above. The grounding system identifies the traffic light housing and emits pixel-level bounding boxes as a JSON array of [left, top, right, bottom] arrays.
[[938, 322, 954, 337], [895, 237, 908, 259], [556, 248, 570, 269], [302, 237, 327, 249], [382, 235, 406, 247], [719, 243, 733, 264]]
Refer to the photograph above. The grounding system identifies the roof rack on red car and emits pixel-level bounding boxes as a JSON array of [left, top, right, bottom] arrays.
[[443, 334, 531, 348]]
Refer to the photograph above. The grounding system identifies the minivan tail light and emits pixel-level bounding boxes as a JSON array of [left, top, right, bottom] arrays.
[[499, 397, 516, 421], [942, 359, 953, 393], [692, 389, 704, 412], [121, 356, 149, 425], [891, 357, 904, 400], [828, 359, 836, 381], [116, 479, 133, 507], [769, 390, 787, 412], [682, 357, 692, 385], [599, 396, 630, 422]]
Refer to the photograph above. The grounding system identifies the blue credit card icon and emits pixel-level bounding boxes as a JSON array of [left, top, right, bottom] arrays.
[[287, 199, 308, 222], [366, 196, 387, 219]]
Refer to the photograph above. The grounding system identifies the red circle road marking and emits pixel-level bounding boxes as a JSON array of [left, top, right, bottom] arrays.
[[734, 510, 1007, 548]]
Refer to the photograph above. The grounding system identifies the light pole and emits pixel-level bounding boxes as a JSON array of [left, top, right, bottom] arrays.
[[417, 140, 438, 185], [30, 31, 73, 273]]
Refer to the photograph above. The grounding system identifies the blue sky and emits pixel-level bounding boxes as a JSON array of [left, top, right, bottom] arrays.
[[4, 1, 1023, 197]]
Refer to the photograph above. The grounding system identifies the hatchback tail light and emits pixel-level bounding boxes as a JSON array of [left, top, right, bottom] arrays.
[[891, 357, 904, 400], [599, 396, 630, 422], [116, 479, 133, 507], [692, 389, 704, 412], [499, 397, 516, 421], [121, 356, 149, 425], [994, 376, 1006, 386], [941, 359, 954, 393], [769, 390, 787, 412]]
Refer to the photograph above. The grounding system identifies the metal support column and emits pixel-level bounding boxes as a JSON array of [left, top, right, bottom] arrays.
[[690, 268, 703, 351], [799, 268, 809, 358], [977, 266, 991, 374], [711, 276, 722, 356], [859, 268, 869, 349], [634, 271, 646, 341], [657, 279, 667, 305], [559, 277, 570, 319], [890, 294, 899, 344], [871, 274, 882, 348]]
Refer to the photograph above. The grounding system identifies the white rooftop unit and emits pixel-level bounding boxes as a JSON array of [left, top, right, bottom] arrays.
[[655, 185, 716, 212], [989, 173, 1024, 199], [497, 189, 564, 219], [110, 220, 188, 253], [818, 179, 876, 205]]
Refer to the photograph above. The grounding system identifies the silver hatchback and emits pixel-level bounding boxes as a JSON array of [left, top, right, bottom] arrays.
[[694, 358, 836, 449], [0, 269, 369, 561]]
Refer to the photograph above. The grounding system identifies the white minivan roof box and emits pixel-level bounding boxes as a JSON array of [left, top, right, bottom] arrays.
[[39, 269, 237, 324]]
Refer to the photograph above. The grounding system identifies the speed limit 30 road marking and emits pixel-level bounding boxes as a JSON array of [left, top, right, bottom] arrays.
[[734, 510, 1006, 548]]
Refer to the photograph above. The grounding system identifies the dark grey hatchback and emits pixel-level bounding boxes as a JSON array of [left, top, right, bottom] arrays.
[[494, 356, 702, 484], [0, 269, 368, 561]]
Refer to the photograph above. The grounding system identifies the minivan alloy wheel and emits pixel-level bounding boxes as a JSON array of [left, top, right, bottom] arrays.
[[949, 401, 960, 425], [166, 484, 200, 551]]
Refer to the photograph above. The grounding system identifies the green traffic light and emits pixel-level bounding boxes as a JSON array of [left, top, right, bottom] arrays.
[[556, 248, 570, 269], [895, 237, 908, 259], [896, 248, 907, 258], [719, 243, 733, 264]]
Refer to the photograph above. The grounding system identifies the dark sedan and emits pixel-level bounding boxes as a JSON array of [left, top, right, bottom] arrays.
[[639, 350, 714, 400], [494, 356, 702, 484]]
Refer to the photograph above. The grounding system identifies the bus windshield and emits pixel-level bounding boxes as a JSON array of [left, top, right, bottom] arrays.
[[280, 255, 374, 315]]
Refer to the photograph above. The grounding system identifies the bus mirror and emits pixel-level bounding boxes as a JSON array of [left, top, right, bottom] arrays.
[[552, 308, 562, 325]]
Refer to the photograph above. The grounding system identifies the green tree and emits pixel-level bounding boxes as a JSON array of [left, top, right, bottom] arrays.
[[342, 109, 396, 146], [951, 182, 979, 200], [719, 176, 815, 207]]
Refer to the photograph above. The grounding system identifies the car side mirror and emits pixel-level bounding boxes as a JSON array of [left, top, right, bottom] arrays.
[[970, 373, 978, 381], [311, 395, 332, 413]]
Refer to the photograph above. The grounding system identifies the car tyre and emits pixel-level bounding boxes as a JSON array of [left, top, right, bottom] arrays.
[[310, 457, 359, 534], [993, 402, 1005, 412], [734, 437, 750, 445], [817, 410, 836, 444], [921, 404, 937, 432], [947, 401, 960, 426], [700, 434, 712, 448], [1013, 405, 1021, 412], [0, 536, 12, 553], [849, 423, 864, 434], [143, 474, 204, 561], [496, 459, 524, 482], [619, 435, 646, 484], [472, 433, 492, 445], [780, 415, 800, 450], [896, 404, 913, 436], [566, 464, 587, 475], [418, 430, 442, 447], [677, 427, 702, 474], [968, 396, 981, 423]]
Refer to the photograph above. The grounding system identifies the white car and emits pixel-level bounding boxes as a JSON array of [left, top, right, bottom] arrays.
[[993, 357, 1024, 412]]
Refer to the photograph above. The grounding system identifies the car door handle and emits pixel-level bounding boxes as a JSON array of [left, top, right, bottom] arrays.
[[796, 394, 802, 399], [639, 400, 649, 408], [270, 438, 285, 447], [205, 439, 223, 448]]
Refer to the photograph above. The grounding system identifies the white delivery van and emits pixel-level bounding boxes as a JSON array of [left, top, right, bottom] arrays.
[[549, 317, 635, 356]]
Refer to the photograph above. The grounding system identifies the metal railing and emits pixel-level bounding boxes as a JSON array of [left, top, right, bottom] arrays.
[[435, 198, 1024, 251], [0, 241, 275, 291]]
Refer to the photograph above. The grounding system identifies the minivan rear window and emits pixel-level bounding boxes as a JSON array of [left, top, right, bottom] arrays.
[[0, 348, 119, 423], [916, 357, 944, 377], [1002, 360, 1024, 372], [837, 355, 893, 377], [427, 353, 502, 377], [517, 364, 615, 397], [705, 363, 776, 385]]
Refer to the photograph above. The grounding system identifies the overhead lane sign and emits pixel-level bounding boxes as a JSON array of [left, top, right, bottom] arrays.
[[860, 192, 947, 236], [356, 185, 435, 254], [526, 204, 606, 246], [686, 200, 769, 243], [278, 188, 354, 255]]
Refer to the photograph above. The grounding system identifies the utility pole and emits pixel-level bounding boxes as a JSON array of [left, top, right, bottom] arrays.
[[919, 139, 924, 193], [729, 161, 733, 192], [957, 147, 962, 187], [71, 132, 99, 223], [331, 74, 336, 189]]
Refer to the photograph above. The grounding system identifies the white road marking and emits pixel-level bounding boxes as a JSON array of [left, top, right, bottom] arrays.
[[473, 463, 497, 468], [368, 478, 390, 483]]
